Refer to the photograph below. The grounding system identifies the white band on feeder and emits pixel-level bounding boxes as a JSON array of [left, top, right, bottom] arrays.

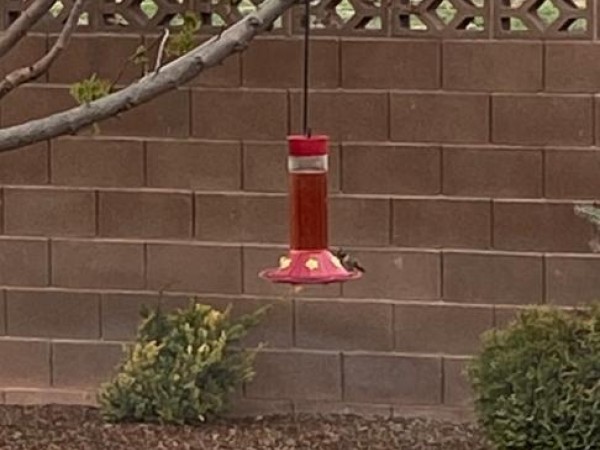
[[288, 155, 328, 172]]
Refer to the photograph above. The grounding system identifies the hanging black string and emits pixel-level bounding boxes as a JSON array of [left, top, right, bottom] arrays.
[[302, 0, 311, 137]]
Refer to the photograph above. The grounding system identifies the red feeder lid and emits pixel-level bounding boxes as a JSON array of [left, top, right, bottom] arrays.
[[288, 135, 328, 157]]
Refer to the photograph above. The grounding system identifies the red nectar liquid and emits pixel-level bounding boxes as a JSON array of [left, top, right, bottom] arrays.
[[290, 171, 328, 250]]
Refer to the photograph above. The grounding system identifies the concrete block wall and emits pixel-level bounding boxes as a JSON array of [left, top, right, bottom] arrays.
[[0, 0, 598, 415]]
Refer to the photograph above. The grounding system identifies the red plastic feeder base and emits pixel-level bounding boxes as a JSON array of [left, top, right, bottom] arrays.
[[259, 249, 362, 285]]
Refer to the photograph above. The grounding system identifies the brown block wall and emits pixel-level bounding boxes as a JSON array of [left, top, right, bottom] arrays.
[[0, 0, 599, 415]]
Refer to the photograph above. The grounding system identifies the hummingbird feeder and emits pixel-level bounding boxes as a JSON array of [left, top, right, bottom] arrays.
[[259, 0, 362, 285]]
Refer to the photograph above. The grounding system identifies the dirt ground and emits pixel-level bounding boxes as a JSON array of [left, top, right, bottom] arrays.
[[0, 405, 489, 450]]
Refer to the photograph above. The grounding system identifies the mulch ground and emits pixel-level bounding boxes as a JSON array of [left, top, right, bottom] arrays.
[[0, 405, 489, 449]]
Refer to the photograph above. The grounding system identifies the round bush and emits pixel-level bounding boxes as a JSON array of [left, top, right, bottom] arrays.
[[99, 301, 267, 424], [468, 306, 600, 450]]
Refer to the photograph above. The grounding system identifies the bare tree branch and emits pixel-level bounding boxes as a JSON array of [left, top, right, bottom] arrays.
[[155, 28, 170, 72], [0, 0, 87, 99], [0, 0, 56, 60], [0, 0, 297, 152]]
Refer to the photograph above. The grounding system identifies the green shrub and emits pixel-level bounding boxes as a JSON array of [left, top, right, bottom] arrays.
[[468, 307, 600, 450], [99, 301, 267, 424]]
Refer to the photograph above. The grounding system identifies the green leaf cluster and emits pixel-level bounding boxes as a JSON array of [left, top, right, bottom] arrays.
[[98, 300, 268, 424], [576, 204, 600, 228], [468, 306, 600, 450], [69, 73, 111, 105], [167, 12, 200, 57], [132, 45, 150, 67]]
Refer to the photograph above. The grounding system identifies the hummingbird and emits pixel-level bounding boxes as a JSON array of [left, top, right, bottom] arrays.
[[332, 248, 365, 273]]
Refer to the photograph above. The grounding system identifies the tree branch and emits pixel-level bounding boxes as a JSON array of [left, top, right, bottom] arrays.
[[154, 28, 170, 72], [0, 0, 87, 99], [0, 0, 297, 152], [0, 0, 56, 60]]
